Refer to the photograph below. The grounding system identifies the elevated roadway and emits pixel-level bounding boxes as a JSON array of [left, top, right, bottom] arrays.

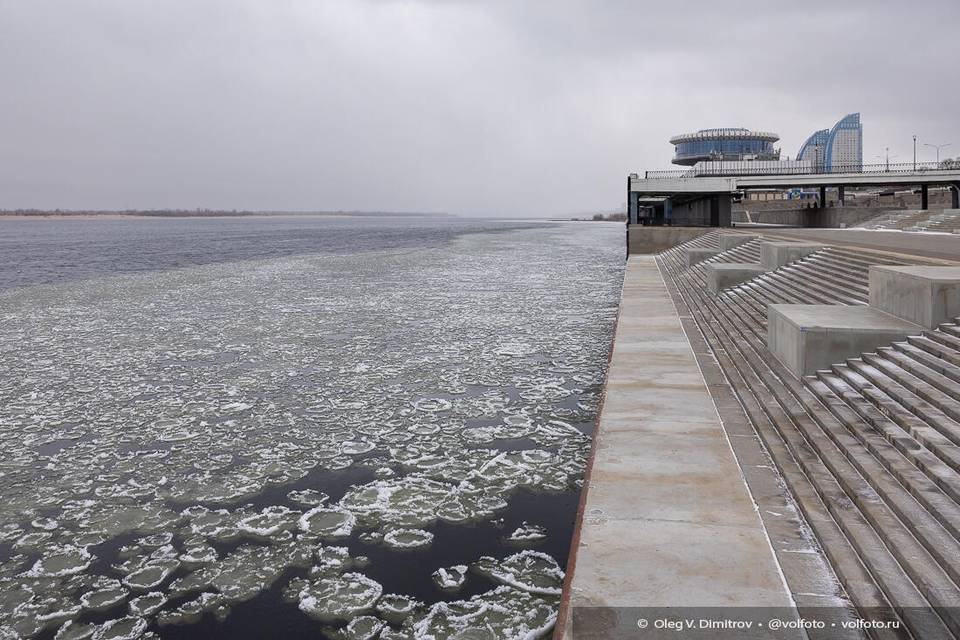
[[629, 163, 960, 226]]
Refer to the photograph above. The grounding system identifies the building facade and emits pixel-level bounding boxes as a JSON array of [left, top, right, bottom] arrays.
[[796, 113, 862, 171], [670, 128, 780, 166], [796, 129, 829, 168]]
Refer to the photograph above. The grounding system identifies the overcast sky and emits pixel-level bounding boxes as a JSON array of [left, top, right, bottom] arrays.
[[1, 1, 957, 216]]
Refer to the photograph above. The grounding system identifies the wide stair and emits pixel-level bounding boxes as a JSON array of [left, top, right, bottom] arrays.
[[857, 208, 960, 232], [659, 231, 960, 639], [857, 210, 930, 230], [911, 210, 960, 233]]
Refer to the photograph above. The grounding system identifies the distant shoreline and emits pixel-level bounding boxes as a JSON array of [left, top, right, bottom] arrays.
[[0, 210, 453, 219]]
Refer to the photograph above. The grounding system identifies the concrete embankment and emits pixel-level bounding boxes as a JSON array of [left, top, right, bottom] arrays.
[[648, 230, 960, 639], [557, 256, 796, 638]]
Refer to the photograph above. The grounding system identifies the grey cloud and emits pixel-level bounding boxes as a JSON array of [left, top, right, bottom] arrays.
[[0, 0, 957, 215]]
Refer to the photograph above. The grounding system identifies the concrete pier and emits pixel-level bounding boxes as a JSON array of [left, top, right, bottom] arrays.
[[559, 256, 794, 637]]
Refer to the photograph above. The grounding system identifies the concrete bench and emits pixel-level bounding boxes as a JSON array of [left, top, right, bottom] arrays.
[[768, 304, 921, 377], [719, 233, 759, 252], [760, 242, 823, 270], [869, 266, 960, 329], [686, 248, 719, 267], [706, 263, 767, 293]]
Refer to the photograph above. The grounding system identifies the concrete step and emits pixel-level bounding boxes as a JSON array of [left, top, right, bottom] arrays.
[[761, 270, 851, 305], [738, 277, 806, 306], [925, 329, 960, 353], [892, 341, 960, 385], [845, 358, 960, 448], [785, 261, 870, 298], [780, 263, 870, 302], [814, 250, 876, 270], [863, 352, 960, 410], [806, 374, 960, 542], [878, 347, 960, 398], [824, 248, 904, 269], [814, 371, 960, 506], [722, 239, 764, 261], [940, 324, 960, 339], [807, 255, 872, 283], [830, 364, 960, 474], [754, 272, 824, 304], [696, 302, 951, 636], [726, 288, 769, 318], [657, 246, 960, 636], [710, 343, 911, 636], [704, 296, 960, 636], [906, 335, 960, 368]]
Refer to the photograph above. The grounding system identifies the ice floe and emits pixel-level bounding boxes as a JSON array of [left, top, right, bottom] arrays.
[[382, 528, 434, 550], [80, 581, 128, 611], [292, 572, 383, 622], [431, 565, 468, 591], [299, 507, 356, 539], [376, 593, 423, 623], [400, 585, 557, 639], [506, 522, 547, 543], [329, 615, 385, 640], [90, 617, 148, 640], [474, 551, 564, 596], [24, 546, 93, 578]]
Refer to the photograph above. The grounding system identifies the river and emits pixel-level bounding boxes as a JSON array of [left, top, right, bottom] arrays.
[[0, 216, 624, 639]]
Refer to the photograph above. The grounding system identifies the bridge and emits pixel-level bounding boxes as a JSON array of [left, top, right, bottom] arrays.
[[628, 162, 960, 227]]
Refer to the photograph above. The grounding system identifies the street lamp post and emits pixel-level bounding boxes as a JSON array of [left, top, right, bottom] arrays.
[[913, 135, 917, 170], [924, 142, 951, 166], [875, 149, 896, 172]]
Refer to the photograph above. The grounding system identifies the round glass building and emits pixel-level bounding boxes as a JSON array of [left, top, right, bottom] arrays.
[[670, 128, 780, 166]]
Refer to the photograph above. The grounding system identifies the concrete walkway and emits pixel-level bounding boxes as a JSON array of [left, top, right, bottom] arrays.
[[559, 255, 795, 637]]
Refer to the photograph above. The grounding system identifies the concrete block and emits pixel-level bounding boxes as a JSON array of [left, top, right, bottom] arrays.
[[706, 262, 767, 293], [686, 248, 719, 267], [760, 241, 824, 270], [719, 233, 759, 252], [768, 304, 921, 377], [869, 265, 960, 329]]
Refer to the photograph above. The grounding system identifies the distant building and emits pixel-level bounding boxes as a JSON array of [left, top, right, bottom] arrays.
[[796, 113, 862, 171], [746, 189, 787, 202], [670, 128, 780, 166], [796, 129, 829, 168]]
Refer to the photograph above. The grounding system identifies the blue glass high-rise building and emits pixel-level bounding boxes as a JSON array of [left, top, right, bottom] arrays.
[[796, 113, 862, 171], [797, 129, 829, 167]]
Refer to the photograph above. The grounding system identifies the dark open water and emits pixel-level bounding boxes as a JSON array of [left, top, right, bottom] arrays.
[[0, 215, 543, 290]]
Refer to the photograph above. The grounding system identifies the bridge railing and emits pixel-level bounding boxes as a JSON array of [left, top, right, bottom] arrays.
[[644, 161, 956, 180]]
